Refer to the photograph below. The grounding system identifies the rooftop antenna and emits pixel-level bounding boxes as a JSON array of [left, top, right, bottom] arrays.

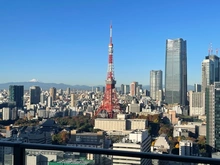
[[208, 43, 211, 55], [216, 48, 219, 56], [210, 43, 213, 55]]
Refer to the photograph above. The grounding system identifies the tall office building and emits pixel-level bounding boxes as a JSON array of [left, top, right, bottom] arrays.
[[202, 55, 219, 92], [120, 84, 125, 94], [165, 38, 187, 105], [189, 91, 205, 116], [124, 85, 130, 94], [9, 85, 24, 108], [150, 70, 162, 100], [206, 82, 220, 153], [194, 84, 201, 92], [49, 87, 56, 102], [66, 87, 71, 95], [202, 59, 214, 92], [130, 82, 138, 96], [40, 93, 45, 104], [29, 86, 41, 104], [70, 93, 75, 107]]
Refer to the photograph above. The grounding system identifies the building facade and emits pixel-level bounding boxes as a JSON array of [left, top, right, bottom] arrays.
[[9, 85, 24, 108], [206, 82, 220, 153], [130, 82, 138, 96], [189, 91, 205, 116], [165, 38, 187, 105], [113, 130, 151, 165], [49, 87, 56, 102], [150, 70, 162, 100], [30, 86, 41, 104]]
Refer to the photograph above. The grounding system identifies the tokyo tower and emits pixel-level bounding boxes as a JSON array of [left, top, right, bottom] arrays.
[[95, 23, 121, 118]]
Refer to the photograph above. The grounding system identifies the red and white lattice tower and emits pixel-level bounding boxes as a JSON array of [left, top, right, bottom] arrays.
[[95, 23, 121, 118]]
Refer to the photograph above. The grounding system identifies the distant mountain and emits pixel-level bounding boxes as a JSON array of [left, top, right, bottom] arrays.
[[0, 82, 195, 91], [0, 82, 94, 90]]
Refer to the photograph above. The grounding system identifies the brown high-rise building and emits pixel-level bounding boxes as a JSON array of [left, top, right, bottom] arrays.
[[49, 87, 56, 102], [130, 82, 138, 96]]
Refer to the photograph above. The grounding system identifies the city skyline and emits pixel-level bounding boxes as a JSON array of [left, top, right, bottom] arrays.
[[1, 1, 220, 85]]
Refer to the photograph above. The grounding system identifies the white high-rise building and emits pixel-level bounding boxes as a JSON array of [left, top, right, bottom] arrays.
[[189, 91, 205, 116], [40, 93, 45, 104], [113, 130, 151, 165], [150, 70, 162, 101], [2, 108, 10, 121], [47, 96, 53, 107]]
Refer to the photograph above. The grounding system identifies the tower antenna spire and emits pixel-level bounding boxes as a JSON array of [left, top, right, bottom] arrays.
[[110, 21, 112, 44], [95, 22, 121, 118]]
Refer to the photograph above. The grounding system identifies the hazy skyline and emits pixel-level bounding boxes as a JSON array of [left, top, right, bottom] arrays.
[[1, 0, 220, 86]]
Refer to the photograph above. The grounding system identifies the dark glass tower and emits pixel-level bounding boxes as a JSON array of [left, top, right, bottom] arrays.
[[165, 38, 187, 105], [9, 85, 24, 108], [30, 86, 41, 104]]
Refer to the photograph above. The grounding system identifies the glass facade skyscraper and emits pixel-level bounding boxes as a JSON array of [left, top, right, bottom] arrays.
[[206, 82, 220, 153], [150, 70, 162, 100], [165, 38, 187, 105], [202, 55, 220, 92], [9, 85, 24, 108], [30, 86, 41, 104]]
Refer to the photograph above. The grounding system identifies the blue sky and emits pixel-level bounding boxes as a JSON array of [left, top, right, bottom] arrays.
[[0, 0, 220, 86]]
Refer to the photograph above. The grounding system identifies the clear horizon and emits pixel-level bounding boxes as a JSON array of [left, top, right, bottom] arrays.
[[1, 0, 220, 85]]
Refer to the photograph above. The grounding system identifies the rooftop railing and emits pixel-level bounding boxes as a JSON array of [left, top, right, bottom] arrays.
[[0, 141, 220, 165]]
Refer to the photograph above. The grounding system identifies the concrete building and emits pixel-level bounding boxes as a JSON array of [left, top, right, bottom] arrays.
[[68, 130, 110, 165], [94, 116, 148, 131], [71, 93, 76, 107], [113, 130, 151, 165], [66, 87, 71, 95], [189, 91, 205, 116], [150, 70, 162, 101], [165, 38, 187, 105], [29, 86, 41, 104], [49, 87, 56, 102], [2, 107, 10, 120], [40, 93, 45, 104], [47, 96, 53, 107], [173, 122, 203, 138]]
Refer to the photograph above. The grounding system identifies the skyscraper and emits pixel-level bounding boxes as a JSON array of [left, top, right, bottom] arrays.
[[206, 82, 220, 153], [130, 82, 138, 96], [150, 70, 162, 100], [49, 87, 56, 102], [9, 85, 24, 108], [165, 38, 187, 105], [121, 84, 125, 94], [202, 55, 219, 92], [29, 86, 41, 104]]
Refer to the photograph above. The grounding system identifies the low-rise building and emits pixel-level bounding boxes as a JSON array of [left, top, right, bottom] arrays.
[[113, 130, 151, 165]]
